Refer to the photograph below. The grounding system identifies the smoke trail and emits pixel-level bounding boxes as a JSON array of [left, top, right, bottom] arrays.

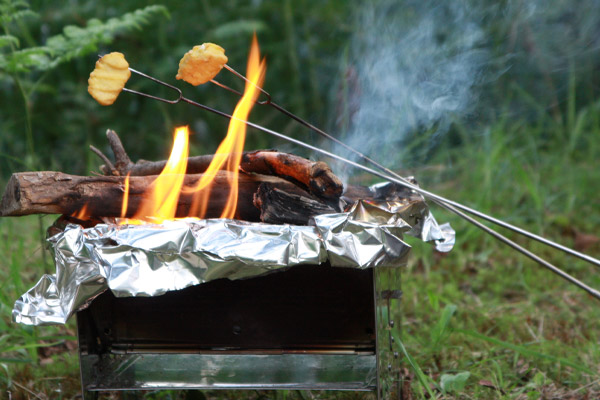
[[336, 0, 489, 170], [334, 0, 600, 173]]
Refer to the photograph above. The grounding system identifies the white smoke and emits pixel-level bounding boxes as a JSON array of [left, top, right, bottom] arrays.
[[333, 0, 600, 173], [336, 0, 488, 170]]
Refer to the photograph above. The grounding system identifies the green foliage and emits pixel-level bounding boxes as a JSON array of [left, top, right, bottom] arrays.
[[0, 34, 18, 48], [458, 329, 593, 375], [0, 0, 168, 172], [395, 335, 438, 398], [0, 0, 37, 72], [0, 0, 37, 26], [0, 3, 168, 75], [210, 19, 268, 40]]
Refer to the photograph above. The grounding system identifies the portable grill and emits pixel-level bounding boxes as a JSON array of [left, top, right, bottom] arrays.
[[76, 264, 403, 399], [11, 37, 600, 400], [14, 184, 447, 399]]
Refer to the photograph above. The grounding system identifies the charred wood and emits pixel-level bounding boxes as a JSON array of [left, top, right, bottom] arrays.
[[241, 150, 343, 202], [254, 182, 337, 225], [1, 171, 288, 221], [0, 171, 345, 224], [92, 130, 343, 202]]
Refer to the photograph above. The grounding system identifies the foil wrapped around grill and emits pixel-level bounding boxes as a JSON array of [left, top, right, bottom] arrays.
[[13, 186, 455, 325]]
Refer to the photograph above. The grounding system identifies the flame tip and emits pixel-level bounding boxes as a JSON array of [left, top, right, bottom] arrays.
[[120, 38, 266, 225]]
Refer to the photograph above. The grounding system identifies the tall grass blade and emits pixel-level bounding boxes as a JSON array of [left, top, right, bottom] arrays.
[[395, 332, 438, 398], [430, 304, 457, 351], [458, 329, 593, 375]]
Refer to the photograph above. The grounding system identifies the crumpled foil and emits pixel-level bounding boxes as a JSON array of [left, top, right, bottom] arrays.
[[13, 191, 455, 325]]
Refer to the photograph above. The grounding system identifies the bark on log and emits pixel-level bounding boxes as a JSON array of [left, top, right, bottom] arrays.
[[242, 151, 343, 202], [92, 131, 342, 203], [107, 150, 343, 202], [0, 171, 322, 222], [254, 183, 337, 225]]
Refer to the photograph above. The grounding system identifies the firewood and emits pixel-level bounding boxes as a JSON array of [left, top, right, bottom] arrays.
[[92, 130, 343, 202], [241, 150, 343, 202], [0, 170, 422, 228], [0, 171, 311, 221], [254, 182, 338, 225], [110, 150, 343, 202]]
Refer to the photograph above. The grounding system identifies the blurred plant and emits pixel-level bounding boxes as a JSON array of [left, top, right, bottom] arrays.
[[440, 371, 470, 395], [0, 0, 168, 169], [0, 2, 168, 74]]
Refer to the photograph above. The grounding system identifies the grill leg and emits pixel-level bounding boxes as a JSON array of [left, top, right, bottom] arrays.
[[374, 266, 403, 400]]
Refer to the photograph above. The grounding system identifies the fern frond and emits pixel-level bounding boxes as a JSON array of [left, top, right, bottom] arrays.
[[0, 0, 37, 26], [0, 4, 168, 74], [7, 0, 32, 7], [2, 8, 36, 24], [0, 46, 49, 72], [0, 34, 19, 49]]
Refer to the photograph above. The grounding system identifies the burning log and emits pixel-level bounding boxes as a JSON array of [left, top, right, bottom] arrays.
[[0, 170, 329, 222], [254, 182, 337, 225], [0, 170, 348, 225], [93, 130, 343, 202], [0, 125, 418, 227], [242, 150, 342, 202], [3, 130, 417, 226]]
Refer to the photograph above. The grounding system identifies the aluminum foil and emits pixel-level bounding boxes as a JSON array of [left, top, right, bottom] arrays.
[[13, 194, 454, 326]]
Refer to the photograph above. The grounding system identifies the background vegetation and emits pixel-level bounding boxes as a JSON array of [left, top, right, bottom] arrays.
[[1, 0, 599, 398]]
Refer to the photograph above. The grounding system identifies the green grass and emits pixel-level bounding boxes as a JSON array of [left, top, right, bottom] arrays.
[[395, 100, 600, 398], [1, 109, 599, 399], [0, 215, 82, 398]]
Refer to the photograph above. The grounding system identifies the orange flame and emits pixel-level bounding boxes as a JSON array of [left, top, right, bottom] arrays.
[[117, 35, 266, 225], [121, 173, 130, 218], [71, 204, 89, 220], [124, 126, 189, 224], [188, 34, 266, 219]]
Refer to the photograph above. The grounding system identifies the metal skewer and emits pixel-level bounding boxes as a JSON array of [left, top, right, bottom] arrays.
[[207, 65, 600, 270], [210, 65, 272, 105], [120, 66, 600, 300], [226, 115, 600, 301]]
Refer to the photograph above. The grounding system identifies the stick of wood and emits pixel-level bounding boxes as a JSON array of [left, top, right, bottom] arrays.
[[0, 171, 313, 222], [92, 130, 343, 202], [242, 150, 343, 202]]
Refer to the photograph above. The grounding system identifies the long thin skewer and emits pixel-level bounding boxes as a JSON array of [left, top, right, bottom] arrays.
[[230, 115, 600, 301], [119, 67, 600, 300], [209, 65, 600, 270]]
